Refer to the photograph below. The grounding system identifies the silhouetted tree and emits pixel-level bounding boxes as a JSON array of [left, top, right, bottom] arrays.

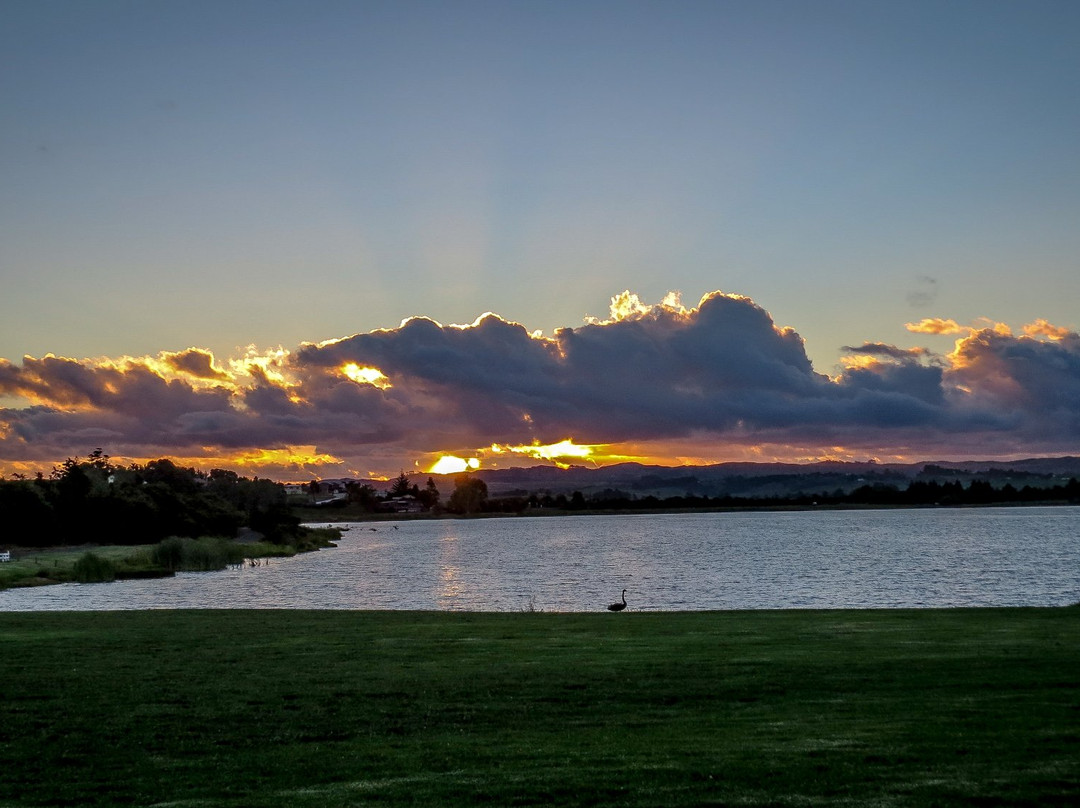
[[346, 481, 379, 511], [85, 448, 114, 473], [388, 471, 412, 498], [143, 458, 200, 493], [447, 474, 487, 514], [418, 477, 441, 510]]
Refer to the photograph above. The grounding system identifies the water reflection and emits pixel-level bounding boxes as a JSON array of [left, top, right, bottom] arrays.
[[1, 507, 1078, 611], [437, 532, 465, 608]]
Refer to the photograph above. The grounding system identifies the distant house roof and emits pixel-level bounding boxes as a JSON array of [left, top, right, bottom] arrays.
[[385, 495, 423, 512]]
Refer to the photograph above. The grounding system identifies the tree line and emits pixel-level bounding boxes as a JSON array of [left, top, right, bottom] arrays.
[[306, 471, 490, 514], [0, 449, 304, 548], [439, 475, 1080, 515], [301, 472, 1080, 517]]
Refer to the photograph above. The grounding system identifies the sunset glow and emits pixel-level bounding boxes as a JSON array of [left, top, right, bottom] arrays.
[[429, 455, 480, 474], [505, 440, 595, 462], [487, 439, 609, 468], [223, 446, 343, 471], [341, 363, 391, 388], [229, 347, 293, 386], [4, 296, 1080, 482], [3, 2, 1080, 482]]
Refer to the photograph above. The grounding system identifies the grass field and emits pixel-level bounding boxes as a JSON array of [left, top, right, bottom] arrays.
[[0, 608, 1077, 806], [0, 544, 157, 588]]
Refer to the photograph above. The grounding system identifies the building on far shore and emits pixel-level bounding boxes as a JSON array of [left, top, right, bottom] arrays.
[[384, 495, 423, 513], [285, 479, 350, 506]]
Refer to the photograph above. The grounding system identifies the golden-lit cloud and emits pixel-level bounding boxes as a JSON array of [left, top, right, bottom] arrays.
[[524, 440, 589, 460], [485, 439, 648, 469], [222, 445, 343, 471], [227, 346, 294, 386], [161, 348, 230, 381], [3, 289, 1080, 479], [587, 289, 722, 326], [154, 446, 345, 476], [1022, 319, 1070, 341], [341, 363, 392, 389], [498, 439, 595, 463], [839, 343, 936, 373], [905, 318, 966, 335], [839, 354, 887, 371]]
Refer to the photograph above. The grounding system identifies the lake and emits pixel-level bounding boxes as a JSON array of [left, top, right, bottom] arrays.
[[2, 507, 1079, 611]]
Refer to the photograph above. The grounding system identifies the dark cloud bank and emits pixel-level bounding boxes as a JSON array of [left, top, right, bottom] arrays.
[[2, 292, 1079, 475]]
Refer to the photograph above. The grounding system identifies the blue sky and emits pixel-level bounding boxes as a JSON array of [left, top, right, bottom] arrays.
[[2, 1, 1080, 477]]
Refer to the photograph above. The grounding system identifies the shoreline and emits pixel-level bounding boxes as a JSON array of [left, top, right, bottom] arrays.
[[295, 497, 1080, 523], [0, 527, 340, 591]]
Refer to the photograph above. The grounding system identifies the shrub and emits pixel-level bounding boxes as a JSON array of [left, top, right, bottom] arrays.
[[72, 552, 116, 583]]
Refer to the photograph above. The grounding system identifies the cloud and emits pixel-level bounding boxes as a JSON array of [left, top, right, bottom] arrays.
[[906, 275, 939, 308], [2, 293, 1080, 476], [841, 342, 932, 360], [1022, 318, 1071, 341], [163, 348, 230, 381], [905, 318, 966, 335], [949, 324, 1080, 418]]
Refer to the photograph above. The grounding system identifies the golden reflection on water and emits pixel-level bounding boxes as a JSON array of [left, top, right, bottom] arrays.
[[437, 532, 466, 607]]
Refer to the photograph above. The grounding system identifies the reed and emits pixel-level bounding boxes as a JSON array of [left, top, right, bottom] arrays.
[[150, 535, 249, 571]]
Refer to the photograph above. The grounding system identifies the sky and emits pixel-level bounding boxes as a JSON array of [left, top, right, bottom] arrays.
[[2, 0, 1080, 480]]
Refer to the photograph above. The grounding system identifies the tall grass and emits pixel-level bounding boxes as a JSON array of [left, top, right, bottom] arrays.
[[150, 536, 249, 571], [149, 536, 303, 571]]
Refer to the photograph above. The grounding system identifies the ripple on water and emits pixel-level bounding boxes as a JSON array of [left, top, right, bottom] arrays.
[[1, 507, 1079, 611]]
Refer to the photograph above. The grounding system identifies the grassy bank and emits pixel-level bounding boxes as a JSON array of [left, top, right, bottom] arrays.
[[0, 609, 1076, 806], [0, 527, 339, 590]]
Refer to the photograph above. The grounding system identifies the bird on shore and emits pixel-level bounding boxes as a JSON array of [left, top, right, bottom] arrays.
[[607, 590, 628, 612]]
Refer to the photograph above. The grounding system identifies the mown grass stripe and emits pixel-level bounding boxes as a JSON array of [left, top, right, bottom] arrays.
[[0, 608, 1076, 806]]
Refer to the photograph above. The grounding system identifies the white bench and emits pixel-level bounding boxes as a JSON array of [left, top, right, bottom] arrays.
[[0, 551, 11, 562]]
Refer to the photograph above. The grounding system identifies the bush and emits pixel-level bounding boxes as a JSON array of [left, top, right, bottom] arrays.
[[72, 552, 116, 583]]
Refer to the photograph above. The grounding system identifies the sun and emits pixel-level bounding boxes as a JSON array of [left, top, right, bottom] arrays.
[[429, 455, 481, 474]]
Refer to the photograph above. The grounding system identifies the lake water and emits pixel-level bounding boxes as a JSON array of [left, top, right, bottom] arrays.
[[2, 507, 1079, 611]]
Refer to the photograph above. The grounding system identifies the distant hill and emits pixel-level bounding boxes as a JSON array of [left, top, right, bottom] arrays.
[[450, 456, 1080, 500], [356, 457, 1080, 501]]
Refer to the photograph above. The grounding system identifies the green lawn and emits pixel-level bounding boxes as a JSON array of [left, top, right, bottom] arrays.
[[0, 609, 1076, 806]]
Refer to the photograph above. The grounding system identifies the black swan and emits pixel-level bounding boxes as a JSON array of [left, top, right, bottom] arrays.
[[607, 590, 627, 611]]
